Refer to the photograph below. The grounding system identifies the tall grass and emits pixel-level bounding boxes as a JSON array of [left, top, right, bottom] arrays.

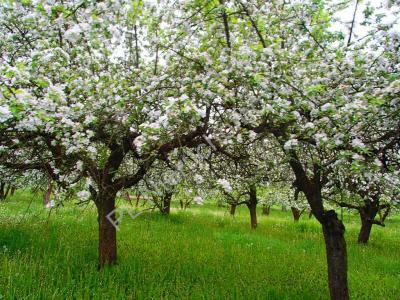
[[0, 191, 399, 299]]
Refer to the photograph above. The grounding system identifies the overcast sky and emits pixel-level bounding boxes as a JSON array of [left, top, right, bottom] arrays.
[[334, 0, 399, 39]]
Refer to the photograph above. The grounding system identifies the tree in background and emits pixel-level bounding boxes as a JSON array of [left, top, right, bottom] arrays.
[[165, 0, 399, 298]]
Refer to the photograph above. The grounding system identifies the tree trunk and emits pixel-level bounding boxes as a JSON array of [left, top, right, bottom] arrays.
[[4, 185, 11, 199], [247, 185, 258, 229], [357, 205, 378, 244], [230, 203, 237, 216], [248, 203, 257, 229], [97, 193, 117, 268], [321, 210, 349, 300], [44, 183, 52, 206], [124, 192, 133, 206], [379, 206, 390, 224], [161, 193, 172, 215], [0, 182, 5, 200], [291, 207, 301, 221], [281, 205, 287, 212], [287, 154, 349, 299], [358, 218, 373, 244], [10, 186, 16, 196], [262, 205, 270, 216]]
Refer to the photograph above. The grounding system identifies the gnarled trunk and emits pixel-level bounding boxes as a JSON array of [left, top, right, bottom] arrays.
[[291, 207, 301, 221], [229, 203, 237, 216], [262, 205, 270, 216], [378, 206, 390, 224], [322, 210, 349, 300], [357, 205, 378, 244], [247, 185, 258, 229], [358, 218, 373, 244], [287, 151, 349, 300], [96, 192, 117, 268]]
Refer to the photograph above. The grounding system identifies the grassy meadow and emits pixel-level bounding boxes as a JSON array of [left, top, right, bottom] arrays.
[[0, 191, 399, 299]]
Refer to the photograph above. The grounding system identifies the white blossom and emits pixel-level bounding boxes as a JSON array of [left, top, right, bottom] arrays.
[[64, 24, 83, 43], [194, 174, 204, 184], [133, 135, 145, 149], [283, 139, 299, 150], [77, 190, 90, 201], [193, 196, 204, 205], [351, 138, 365, 149], [0, 105, 12, 122], [217, 178, 232, 193]]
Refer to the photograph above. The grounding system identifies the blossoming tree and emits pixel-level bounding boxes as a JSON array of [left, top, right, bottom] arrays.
[[0, 0, 213, 267], [165, 0, 399, 298], [1, 1, 399, 300]]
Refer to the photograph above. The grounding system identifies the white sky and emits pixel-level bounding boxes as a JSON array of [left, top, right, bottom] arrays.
[[334, 0, 399, 39]]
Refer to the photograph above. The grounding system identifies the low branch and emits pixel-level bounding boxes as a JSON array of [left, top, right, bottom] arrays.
[[332, 200, 360, 211]]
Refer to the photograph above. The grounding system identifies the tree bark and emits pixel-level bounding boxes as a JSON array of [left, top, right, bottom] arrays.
[[291, 207, 301, 221], [0, 182, 5, 200], [285, 150, 349, 300], [248, 203, 257, 229], [96, 192, 117, 268], [357, 205, 378, 244], [262, 205, 270, 216], [358, 218, 373, 244], [4, 185, 11, 199], [247, 185, 258, 229], [378, 206, 390, 224], [322, 210, 349, 300], [230, 203, 237, 216], [161, 192, 172, 215], [44, 183, 52, 206]]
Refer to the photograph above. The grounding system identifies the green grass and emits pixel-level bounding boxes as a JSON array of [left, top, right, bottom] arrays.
[[1, 191, 399, 299]]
